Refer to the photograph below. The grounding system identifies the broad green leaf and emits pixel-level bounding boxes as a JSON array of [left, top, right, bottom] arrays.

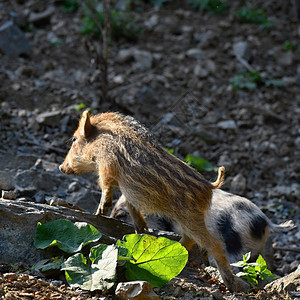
[[62, 244, 118, 291], [184, 154, 214, 172], [34, 219, 102, 253], [117, 234, 188, 287]]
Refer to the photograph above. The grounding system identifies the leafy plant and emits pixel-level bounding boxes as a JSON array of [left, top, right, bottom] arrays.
[[231, 252, 276, 286], [34, 220, 188, 291], [150, 0, 171, 8], [282, 41, 297, 52], [184, 154, 214, 172], [164, 149, 215, 172], [62, 244, 118, 291], [34, 219, 102, 253], [117, 234, 188, 287], [230, 71, 284, 90], [80, 5, 141, 41], [61, 0, 80, 13], [235, 7, 274, 28], [188, 0, 228, 13]]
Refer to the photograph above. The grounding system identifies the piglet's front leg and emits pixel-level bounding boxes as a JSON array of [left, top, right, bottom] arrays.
[[96, 168, 116, 215]]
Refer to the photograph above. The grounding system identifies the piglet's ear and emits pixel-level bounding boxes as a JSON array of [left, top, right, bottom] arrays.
[[79, 110, 92, 138]]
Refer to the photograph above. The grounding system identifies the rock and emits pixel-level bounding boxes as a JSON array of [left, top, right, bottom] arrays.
[[217, 120, 237, 130], [268, 184, 300, 201], [194, 64, 209, 78], [36, 111, 63, 127], [204, 266, 223, 283], [115, 281, 159, 300], [67, 182, 80, 193], [0, 170, 14, 190], [186, 48, 205, 60], [116, 49, 134, 64], [145, 15, 159, 30], [2, 190, 17, 200], [276, 51, 293, 66], [212, 291, 224, 300], [0, 198, 134, 265], [230, 174, 246, 195], [33, 191, 45, 204], [64, 188, 100, 213], [133, 49, 153, 71], [265, 265, 300, 296], [28, 6, 55, 25], [0, 20, 32, 57], [217, 153, 232, 169], [14, 169, 61, 194], [233, 41, 251, 60], [290, 260, 299, 272]]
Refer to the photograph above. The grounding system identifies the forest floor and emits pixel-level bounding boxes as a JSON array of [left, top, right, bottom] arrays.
[[0, 0, 299, 299]]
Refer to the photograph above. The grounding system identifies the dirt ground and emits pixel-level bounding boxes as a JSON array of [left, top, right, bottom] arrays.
[[0, 0, 299, 299]]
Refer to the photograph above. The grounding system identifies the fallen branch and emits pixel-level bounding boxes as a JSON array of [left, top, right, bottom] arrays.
[[273, 246, 300, 253]]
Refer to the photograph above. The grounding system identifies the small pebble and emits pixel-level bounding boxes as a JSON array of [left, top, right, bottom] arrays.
[[3, 273, 18, 280], [212, 291, 224, 300], [2, 190, 18, 200]]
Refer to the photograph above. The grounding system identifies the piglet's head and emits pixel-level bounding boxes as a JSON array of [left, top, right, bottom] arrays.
[[59, 110, 96, 174]]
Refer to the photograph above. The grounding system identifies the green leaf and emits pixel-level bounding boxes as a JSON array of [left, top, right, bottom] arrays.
[[236, 271, 249, 277], [117, 234, 188, 287], [62, 244, 118, 291], [163, 147, 175, 155], [264, 79, 284, 87], [34, 219, 102, 254], [243, 252, 251, 262], [259, 268, 276, 281], [244, 274, 258, 286], [256, 254, 266, 267], [184, 154, 214, 172], [75, 102, 86, 111], [38, 257, 65, 272], [230, 261, 245, 268]]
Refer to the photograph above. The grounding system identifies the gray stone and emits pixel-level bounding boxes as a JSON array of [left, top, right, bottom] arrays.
[[194, 64, 209, 78], [36, 111, 63, 127], [233, 41, 251, 59], [0, 199, 178, 266], [0, 199, 134, 265], [33, 191, 45, 204], [145, 15, 159, 30], [230, 174, 246, 195], [67, 181, 80, 193], [116, 49, 134, 64], [0, 170, 14, 190], [217, 120, 237, 130], [186, 48, 205, 59], [14, 169, 61, 194], [28, 5, 55, 24], [276, 51, 293, 66], [65, 188, 100, 213], [0, 21, 32, 57], [115, 281, 159, 300], [133, 49, 153, 71], [2, 190, 17, 200]]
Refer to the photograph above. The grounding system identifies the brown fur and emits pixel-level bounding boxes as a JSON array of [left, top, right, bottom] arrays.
[[59, 111, 248, 292]]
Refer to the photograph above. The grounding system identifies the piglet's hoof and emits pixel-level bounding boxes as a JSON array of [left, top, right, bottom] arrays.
[[231, 276, 250, 292]]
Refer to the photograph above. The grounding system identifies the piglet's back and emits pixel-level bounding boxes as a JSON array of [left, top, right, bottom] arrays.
[[89, 112, 214, 215]]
